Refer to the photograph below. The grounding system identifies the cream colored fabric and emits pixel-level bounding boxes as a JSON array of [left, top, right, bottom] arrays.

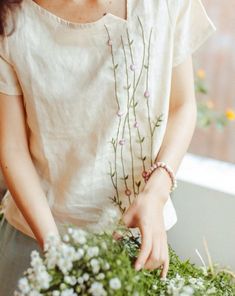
[[0, 0, 216, 239]]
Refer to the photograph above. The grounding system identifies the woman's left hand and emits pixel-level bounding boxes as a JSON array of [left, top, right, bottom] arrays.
[[121, 169, 171, 279]]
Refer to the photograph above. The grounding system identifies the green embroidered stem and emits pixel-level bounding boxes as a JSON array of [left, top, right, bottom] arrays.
[[145, 27, 154, 166], [121, 36, 137, 202], [104, 25, 123, 212], [126, 28, 147, 174]]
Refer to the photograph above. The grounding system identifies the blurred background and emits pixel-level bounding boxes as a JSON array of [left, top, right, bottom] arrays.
[[189, 0, 235, 163], [168, 0, 235, 273]]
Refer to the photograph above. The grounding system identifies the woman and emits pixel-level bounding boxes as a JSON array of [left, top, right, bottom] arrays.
[[0, 0, 216, 294]]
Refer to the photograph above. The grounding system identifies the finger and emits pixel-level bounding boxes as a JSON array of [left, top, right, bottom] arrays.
[[135, 224, 152, 271], [144, 241, 162, 270], [121, 208, 135, 228], [160, 246, 169, 278], [112, 230, 123, 241], [160, 257, 169, 279]]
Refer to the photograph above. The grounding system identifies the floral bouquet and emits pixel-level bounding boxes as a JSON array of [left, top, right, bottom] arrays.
[[14, 207, 235, 296]]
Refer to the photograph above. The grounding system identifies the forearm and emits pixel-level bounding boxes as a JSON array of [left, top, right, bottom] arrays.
[[0, 148, 59, 250], [143, 101, 197, 201]]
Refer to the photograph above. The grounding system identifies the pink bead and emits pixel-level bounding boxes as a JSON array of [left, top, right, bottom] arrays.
[[142, 171, 148, 178], [107, 39, 112, 46]]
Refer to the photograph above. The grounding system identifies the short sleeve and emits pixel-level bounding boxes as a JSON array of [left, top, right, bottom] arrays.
[[0, 35, 23, 96], [172, 0, 217, 67]]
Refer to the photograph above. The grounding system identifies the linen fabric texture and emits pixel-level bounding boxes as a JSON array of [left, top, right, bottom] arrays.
[[0, 0, 216, 240]]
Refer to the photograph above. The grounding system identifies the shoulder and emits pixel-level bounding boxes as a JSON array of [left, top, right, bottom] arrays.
[[166, 0, 209, 25]]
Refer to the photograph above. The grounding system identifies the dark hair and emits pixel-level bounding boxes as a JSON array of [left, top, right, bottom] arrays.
[[0, 0, 22, 37]]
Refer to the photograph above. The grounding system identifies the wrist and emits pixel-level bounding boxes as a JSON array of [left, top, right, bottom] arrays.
[[143, 167, 172, 196]]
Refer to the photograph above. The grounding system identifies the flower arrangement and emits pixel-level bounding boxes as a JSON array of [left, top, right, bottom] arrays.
[[195, 69, 235, 130], [14, 208, 235, 296]]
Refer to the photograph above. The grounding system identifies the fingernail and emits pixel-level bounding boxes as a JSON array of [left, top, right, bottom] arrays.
[[135, 263, 142, 271]]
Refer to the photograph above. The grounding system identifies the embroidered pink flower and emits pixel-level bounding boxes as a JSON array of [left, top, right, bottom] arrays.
[[116, 109, 125, 117], [133, 121, 139, 128], [125, 188, 131, 196], [119, 139, 125, 145], [144, 90, 150, 98], [130, 64, 136, 71]]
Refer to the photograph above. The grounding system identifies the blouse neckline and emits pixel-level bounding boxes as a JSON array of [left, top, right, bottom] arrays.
[[25, 0, 130, 29]]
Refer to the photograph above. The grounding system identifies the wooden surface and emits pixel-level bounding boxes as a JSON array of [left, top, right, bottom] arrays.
[[188, 0, 235, 164]]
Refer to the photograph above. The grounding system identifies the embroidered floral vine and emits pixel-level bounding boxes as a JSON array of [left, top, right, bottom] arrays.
[[104, 17, 164, 214]]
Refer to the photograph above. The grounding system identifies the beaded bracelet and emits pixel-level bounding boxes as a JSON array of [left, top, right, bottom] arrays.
[[142, 161, 177, 193]]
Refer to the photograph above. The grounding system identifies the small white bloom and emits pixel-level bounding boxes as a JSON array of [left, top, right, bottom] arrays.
[[18, 277, 31, 294], [71, 228, 87, 244], [83, 273, 90, 281], [28, 291, 43, 296], [75, 248, 85, 260], [63, 234, 70, 242], [77, 277, 84, 284], [181, 285, 194, 295], [87, 246, 99, 258], [152, 283, 158, 290], [88, 282, 107, 296], [61, 288, 77, 296], [64, 276, 77, 286], [109, 277, 121, 290], [206, 287, 217, 294], [103, 262, 110, 270], [96, 273, 105, 280], [90, 258, 100, 274]]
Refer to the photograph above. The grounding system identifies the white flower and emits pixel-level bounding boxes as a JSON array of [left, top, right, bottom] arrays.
[[152, 283, 158, 290], [87, 206, 121, 234], [206, 287, 217, 294], [90, 258, 100, 274], [28, 291, 43, 296], [87, 246, 99, 258], [96, 273, 105, 280], [52, 292, 60, 296], [71, 228, 87, 244], [57, 243, 77, 274], [100, 242, 107, 250], [83, 273, 90, 281], [88, 282, 107, 296], [18, 277, 31, 294], [103, 262, 110, 270], [75, 248, 85, 260], [109, 277, 122, 290], [63, 234, 70, 242], [43, 232, 61, 252], [77, 277, 84, 284], [64, 276, 77, 286], [180, 285, 194, 295], [61, 288, 77, 296], [37, 271, 52, 290]]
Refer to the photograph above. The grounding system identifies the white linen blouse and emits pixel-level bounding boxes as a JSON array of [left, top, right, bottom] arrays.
[[0, 0, 216, 239]]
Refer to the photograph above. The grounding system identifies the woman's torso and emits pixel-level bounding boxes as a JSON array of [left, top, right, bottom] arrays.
[[1, 0, 178, 238]]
